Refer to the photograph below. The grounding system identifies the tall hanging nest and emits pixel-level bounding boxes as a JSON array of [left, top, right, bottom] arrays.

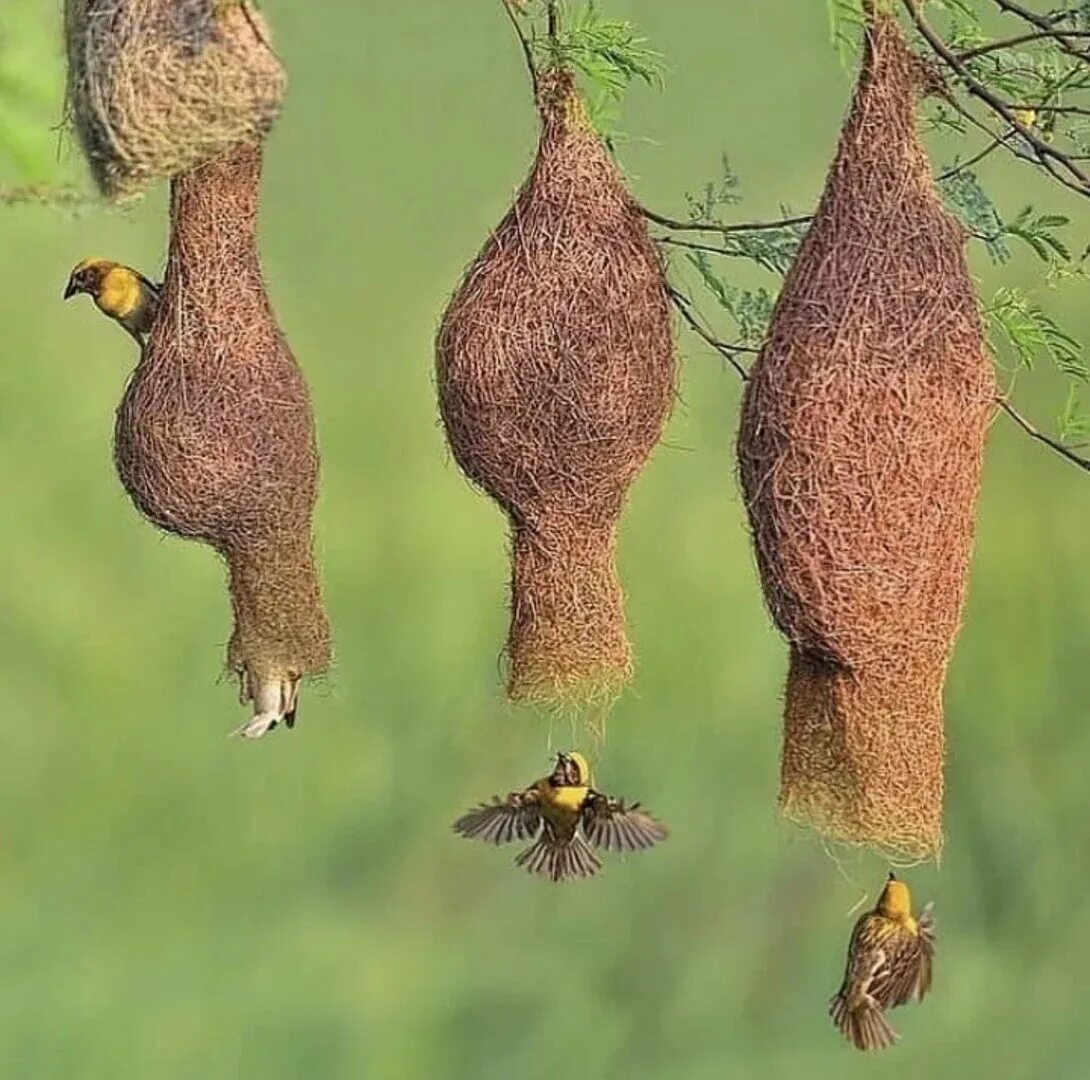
[[737, 12, 995, 859], [115, 142, 331, 731], [64, 0, 285, 201], [436, 68, 676, 710]]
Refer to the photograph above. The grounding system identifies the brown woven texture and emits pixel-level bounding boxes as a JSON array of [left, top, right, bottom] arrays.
[[737, 14, 995, 859], [115, 142, 331, 713], [436, 69, 675, 708], [64, 0, 285, 201]]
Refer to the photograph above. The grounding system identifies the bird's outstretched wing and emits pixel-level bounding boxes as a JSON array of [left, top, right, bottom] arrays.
[[580, 791, 668, 852], [453, 790, 542, 845]]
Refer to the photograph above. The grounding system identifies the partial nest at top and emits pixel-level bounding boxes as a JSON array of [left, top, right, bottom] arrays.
[[64, 0, 286, 201]]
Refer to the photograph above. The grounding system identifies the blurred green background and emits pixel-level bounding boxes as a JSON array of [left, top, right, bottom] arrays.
[[2, 2, 1089, 1077]]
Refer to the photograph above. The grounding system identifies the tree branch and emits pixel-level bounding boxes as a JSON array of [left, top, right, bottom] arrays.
[[642, 206, 811, 236], [999, 399, 1090, 475], [500, 0, 538, 99], [656, 234, 764, 260], [958, 29, 1090, 61], [667, 287, 755, 380], [935, 136, 1007, 181], [903, 0, 1090, 197], [990, 1, 1090, 63]]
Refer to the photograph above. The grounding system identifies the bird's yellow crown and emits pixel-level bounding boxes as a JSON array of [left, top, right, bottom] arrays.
[[563, 751, 591, 786], [876, 873, 914, 922], [71, 257, 118, 275]]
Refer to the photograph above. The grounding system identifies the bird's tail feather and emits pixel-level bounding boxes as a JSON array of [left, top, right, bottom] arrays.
[[830, 993, 898, 1052], [516, 834, 601, 883]]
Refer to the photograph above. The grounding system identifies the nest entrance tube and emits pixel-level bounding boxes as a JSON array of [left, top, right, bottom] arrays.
[[508, 521, 631, 707], [436, 70, 676, 712], [115, 142, 331, 732], [737, 14, 995, 859]]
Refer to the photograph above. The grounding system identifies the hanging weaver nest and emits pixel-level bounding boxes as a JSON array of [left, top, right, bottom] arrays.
[[64, 0, 285, 201], [737, 13, 995, 860], [115, 142, 331, 736], [436, 69, 676, 710]]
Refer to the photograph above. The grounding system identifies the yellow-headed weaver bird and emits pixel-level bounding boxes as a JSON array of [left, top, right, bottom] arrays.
[[64, 259, 160, 346], [829, 872, 935, 1052], [453, 751, 667, 883]]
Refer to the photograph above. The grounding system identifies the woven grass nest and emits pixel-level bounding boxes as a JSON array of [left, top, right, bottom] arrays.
[[436, 68, 676, 711], [737, 13, 995, 859], [115, 142, 331, 735], [64, 0, 285, 201]]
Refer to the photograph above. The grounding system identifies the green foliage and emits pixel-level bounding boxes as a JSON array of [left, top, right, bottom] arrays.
[[505, 1, 665, 145], [666, 3, 1090, 461], [4, 6, 1090, 1077], [826, 0, 865, 63], [923, 0, 1090, 156], [941, 169, 1007, 259], [549, 1, 665, 98], [684, 154, 742, 220], [1058, 384, 1090, 442], [512, 0, 666, 100], [985, 286, 1086, 381], [1002, 206, 1072, 264], [685, 251, 776, 346]]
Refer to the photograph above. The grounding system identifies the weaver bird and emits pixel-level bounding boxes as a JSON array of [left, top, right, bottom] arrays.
[[64, 258, 160, 346], [829, 873, 935, 1053], [232, 669, 300, 740], [453, 751, 667, 883]]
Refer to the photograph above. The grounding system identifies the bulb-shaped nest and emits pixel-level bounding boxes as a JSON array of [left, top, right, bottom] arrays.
[[737, 14, 995, 859], [436, 69, 676, 710]]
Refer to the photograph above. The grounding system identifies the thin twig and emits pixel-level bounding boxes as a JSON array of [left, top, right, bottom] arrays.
[[656, 234, 756, 260], [500, 0, 538, 98], [958, 30, 1090, 61], [667, 287, 755, 380], [999, 399, 1090, 475], [990, 0, 1090, 63], [935, 136, 1007, 181], [1008, 103, 1090, 117], [642, 206, 811, 236], [903, 0, 1090, 196]]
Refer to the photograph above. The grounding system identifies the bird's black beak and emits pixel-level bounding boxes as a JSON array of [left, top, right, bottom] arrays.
[[63, 276, 80, 300], [888, 871, 898, 882]]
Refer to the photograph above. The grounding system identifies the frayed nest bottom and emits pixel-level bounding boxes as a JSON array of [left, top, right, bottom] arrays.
[[224, 532, 332, 685], [506, 523, 632, 710], [780, 647, 945, 862]]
